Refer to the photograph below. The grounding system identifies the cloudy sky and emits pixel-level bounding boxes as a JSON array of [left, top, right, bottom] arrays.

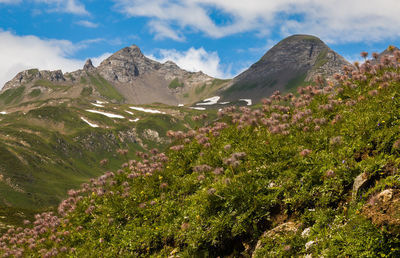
[[0, 0, 400, 88]]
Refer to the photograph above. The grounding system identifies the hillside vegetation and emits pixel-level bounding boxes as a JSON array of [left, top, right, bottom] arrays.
[[0, 99, 215, 230], [2, 50, 400, 257]]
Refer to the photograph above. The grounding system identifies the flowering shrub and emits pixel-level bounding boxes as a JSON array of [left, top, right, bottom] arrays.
[[2, 50, 400, 256]]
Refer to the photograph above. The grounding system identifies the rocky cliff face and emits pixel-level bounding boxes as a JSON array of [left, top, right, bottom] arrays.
[[220, 35, 351, 103]]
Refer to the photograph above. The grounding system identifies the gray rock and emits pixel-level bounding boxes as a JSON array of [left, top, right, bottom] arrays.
[[83, 59, 95, 71], [352, 172, 369, 201], [252, 222, 299, 257]]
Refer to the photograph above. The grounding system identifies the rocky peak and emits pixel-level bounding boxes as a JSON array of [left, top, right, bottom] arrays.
[[221, 34, 350, 103], [83, 59, 95, 71], [96, 44, 160, 83]]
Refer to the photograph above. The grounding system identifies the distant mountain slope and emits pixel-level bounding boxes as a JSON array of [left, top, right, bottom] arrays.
[[220, 35, 351, 103], [1, 45, 227, 107], [0, 97, 217, 228]]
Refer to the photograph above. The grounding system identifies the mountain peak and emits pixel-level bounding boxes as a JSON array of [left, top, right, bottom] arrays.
[[220, 34, 350, 103], [83, 59, 95, 71]]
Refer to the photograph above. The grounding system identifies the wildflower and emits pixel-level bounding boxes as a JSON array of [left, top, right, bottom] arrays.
[[117, 149, 128, 156], [160, 182, 168, 189], [300, 149, 312, 157], [213, 167, 224, 175], [325, 169, 335, 178], [181, 222, 190, 231], [330, 136, 343, 145], [99, 159, 108, 166], [207, 188, 216, 195], [393, 139, 400, 149], [170, 145, 184, 151]]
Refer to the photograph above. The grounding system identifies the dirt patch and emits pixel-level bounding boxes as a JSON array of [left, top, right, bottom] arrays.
[[362, 188, 400, 234]]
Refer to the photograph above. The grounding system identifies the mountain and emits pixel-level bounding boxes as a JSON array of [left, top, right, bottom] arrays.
[[1, 36, 351, 109], [1, 47, 400, 257], [1, 45, 228, 107], [219, 35, 351, 103], [0, 96, 217, 228]]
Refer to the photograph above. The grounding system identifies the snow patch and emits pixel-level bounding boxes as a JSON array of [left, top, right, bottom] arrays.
[[220, 101, 230, 105], [81, 117, 99, 128], [178, 104, 184, 107], [86, 110, 125, 119], [190, 107, 206, 111], [0, 111, 7, 115], [196, 96, 220, 106], [130, 107, 165, 114], [129, 118, 140, 122], [96, 100, 107, 104], [91, 103, 104, 108], [239, 99, 252, 106], [125, 110, 134, 115]]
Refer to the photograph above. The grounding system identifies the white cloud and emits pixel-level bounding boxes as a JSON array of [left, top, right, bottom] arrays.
[[149, 47, 232, 78], [76, 20, 99, 28], [0, 0, 21, 3], [34, 0, 89, 15], [91, 53, 113, 67], [0, 30, 110, 88], [148, 20, 185, 41], [113, 0, 400, 43]]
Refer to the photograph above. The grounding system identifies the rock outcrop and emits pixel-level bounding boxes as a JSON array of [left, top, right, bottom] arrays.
[[3, 69, 65, 91]]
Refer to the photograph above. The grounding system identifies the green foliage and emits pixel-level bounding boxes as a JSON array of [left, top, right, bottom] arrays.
[[168, 78, 184, 89], [0, 86, 25, 104], [80, 86, 93, 97], [27, 69, 39, 76], [89, 74, 124, 102], [195, 83, 206, 94], [28, 89, 41, 98], [226, 79, 276, 94], [285, 72, 307, 90], [314, 49, 329, 69], [4, 54, 400, 257], [80, 76, 87, 84]]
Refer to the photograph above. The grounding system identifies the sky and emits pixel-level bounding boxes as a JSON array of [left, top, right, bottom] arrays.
[[1, 0, 400, 88]]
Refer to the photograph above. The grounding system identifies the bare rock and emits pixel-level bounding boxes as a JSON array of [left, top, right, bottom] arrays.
[[363, 189, 400, 234], [352, 172, 369, 201], [252, 222, 299, 257], [83, 59, 95, 71]]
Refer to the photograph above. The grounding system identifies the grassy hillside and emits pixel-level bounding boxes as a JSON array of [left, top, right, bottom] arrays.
[[2, 51, 400, 256], [0, 99, 215, 230]]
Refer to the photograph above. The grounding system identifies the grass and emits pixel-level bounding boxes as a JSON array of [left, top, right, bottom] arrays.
[[285, 72, 307, 90], [88, 74, 124, 102], [225, 79, 276, 95], [80, 86, 93, 97], [2, 53, 400, 256], [0, 101, 214, 230], [314, 49, 329, 69], [28, 89, 41, 98], [0, 86, 25, 105], [168, 78, 184, 89]]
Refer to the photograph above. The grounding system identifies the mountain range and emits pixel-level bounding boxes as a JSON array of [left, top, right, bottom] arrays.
[[0, 34, 374, 229], [1, 34, 350, 109], [0, 35, 399, 256]]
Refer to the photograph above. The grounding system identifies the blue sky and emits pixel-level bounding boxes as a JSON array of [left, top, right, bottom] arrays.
[[1, 0, 400, 88]]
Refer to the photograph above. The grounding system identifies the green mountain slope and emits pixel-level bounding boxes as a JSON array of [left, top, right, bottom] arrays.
[[2, 50, 400, 257], [0, 98, 216, 228]]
